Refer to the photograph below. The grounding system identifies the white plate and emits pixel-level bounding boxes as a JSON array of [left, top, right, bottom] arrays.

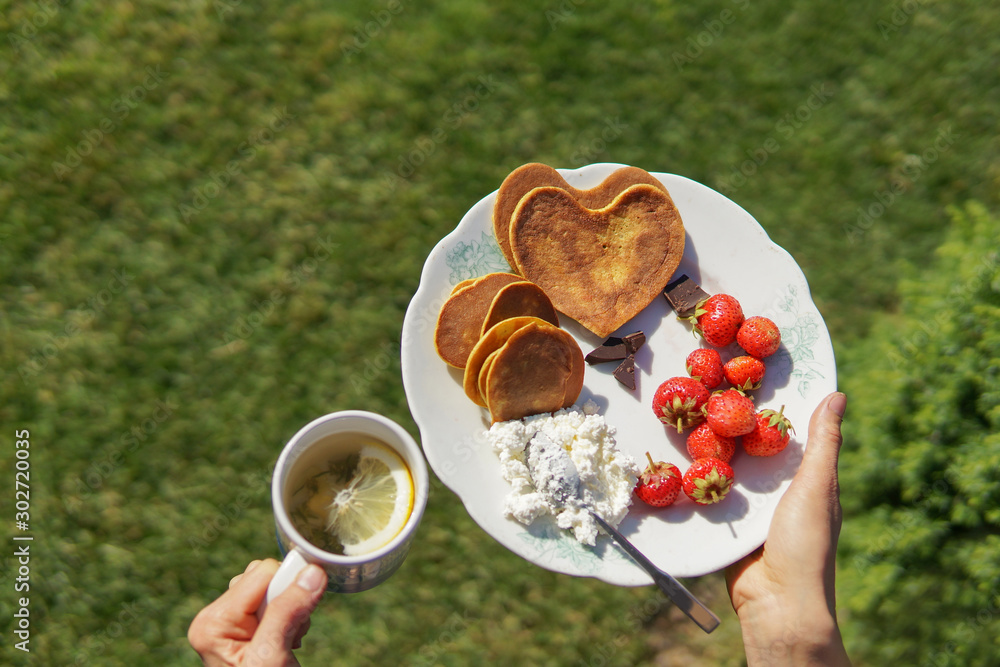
[[401, 163, 836, 585]]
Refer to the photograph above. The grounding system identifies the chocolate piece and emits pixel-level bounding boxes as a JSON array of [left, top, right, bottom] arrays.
[[622, 331, 646, 355], [613, 356, 636, 390], [584, 331, 646, 365], [663, 275, 710, 317], [587, 330, 644, 389], [585, 337, 627, 364]]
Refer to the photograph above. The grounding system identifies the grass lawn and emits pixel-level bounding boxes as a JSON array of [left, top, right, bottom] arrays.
[[1, 0, 998, 664]]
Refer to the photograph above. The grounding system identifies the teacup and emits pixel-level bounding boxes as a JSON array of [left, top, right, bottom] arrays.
[[262, 410, 429, 608]]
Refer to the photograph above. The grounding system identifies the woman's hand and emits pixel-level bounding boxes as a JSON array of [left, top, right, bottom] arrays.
[[188, 559, 327, 666], [726, 392, 852, 666]]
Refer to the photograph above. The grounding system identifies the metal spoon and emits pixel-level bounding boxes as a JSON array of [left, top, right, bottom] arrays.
[[526, 432, 720, 634]]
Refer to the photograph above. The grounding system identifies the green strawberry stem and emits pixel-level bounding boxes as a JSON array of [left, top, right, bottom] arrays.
[[763, 405, 794, 434]]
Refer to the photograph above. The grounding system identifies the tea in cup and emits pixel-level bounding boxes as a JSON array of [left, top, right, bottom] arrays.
[[262, 411, 429, 606]]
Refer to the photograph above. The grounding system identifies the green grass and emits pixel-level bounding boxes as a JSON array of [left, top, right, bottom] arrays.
[[1, 0, 999, 664]]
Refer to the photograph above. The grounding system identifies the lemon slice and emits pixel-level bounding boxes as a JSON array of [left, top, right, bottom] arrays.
[[325, 441, 414, 556]]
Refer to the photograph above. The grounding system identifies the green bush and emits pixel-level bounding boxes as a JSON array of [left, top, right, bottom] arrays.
[[839, 201, 1000, 665]]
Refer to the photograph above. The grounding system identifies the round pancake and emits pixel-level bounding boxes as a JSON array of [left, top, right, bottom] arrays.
[[480, 280, 559, 337], [477, 349, 500, 409], [463, 316, 548, 406], [434, 272, 524, 368], [450, 278, 477, 295], [484, 321, 585, 423]]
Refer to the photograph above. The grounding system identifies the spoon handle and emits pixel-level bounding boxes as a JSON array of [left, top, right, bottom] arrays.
[[591, 513, 720, 634]]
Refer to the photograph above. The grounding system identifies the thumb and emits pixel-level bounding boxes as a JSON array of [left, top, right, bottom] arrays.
[[784, 391, 847, 529], [802, 391, 847, 480], [248, 564, 327, 664]]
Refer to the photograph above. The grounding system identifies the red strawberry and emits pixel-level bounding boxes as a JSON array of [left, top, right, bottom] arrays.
[[682, 457, 735, 505], [737, 316, 781, 359], [723, 355, 766, 391], [706, 389, 757, 437], [686, 422, 736, 463], [689, 294, 744, 347], [651, 376, 710, 433], [742, 406, 794, 456], [686, 348, 724, 389], [634, 452, 683, 507]]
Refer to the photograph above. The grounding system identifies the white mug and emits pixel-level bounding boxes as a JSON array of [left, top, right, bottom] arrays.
[[260, 411, 429, 614]]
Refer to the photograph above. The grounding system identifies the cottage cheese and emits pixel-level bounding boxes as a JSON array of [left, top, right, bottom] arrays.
[[487, 401, 640, 545]]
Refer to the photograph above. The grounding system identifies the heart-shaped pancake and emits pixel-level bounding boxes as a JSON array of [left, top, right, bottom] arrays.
[[493, 163, 667, 271], [510, 183, 685, 338]]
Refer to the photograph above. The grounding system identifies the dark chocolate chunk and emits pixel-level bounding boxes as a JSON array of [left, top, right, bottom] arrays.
[[622, 331, 646, 355], [585, 331, 646, 365], [585, 337, 627, 364], [613, 355, 636, 390], [663, 275, 710, 317]]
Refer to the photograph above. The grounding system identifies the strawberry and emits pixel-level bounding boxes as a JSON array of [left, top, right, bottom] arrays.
[[723, 355, 766, 391], [634, 452, 683, 507], [688, 294, 744, 347], [706, 389, 757, 437], [686, 348, 724, 389], [742, 405, 794, 456], [686, 422, 736, 463], [682, 457, 735, 505], [737, 316, 781, 359], [652, 376, 710, 433]]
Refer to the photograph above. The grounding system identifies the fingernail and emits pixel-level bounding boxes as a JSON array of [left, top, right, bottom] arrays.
[[829, 392, 847, 418], [297, 565, 326, 594]]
